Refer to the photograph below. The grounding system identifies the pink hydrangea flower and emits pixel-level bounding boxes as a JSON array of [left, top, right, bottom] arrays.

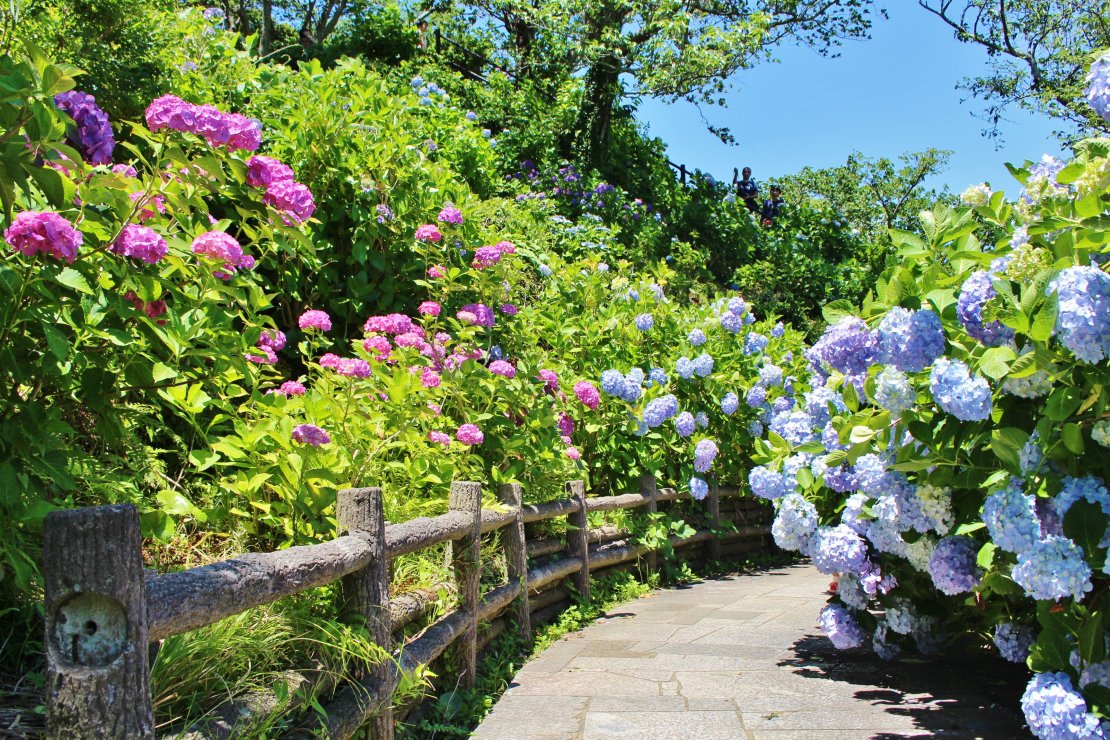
[[394, 332, 426, 349], [565, 446, 581, 461], [574, 381, 600, 410], [336, 358, 371, 378], [112, 224, 167, 264], [364, 313, 416, 335], [299, 309, 331, 331], [145, 95, 260, 151], [246, 346, 278, 364], [428, 431, 451, 445], [472, 246, 502, 268], [428, 264, 446, 278], [415, 224, 443, 242], [363, 335, 392, 361], [191, 231, 248, 278], [428, 402, 442, 415], [459, 303, 495, 327], [4, 210, 82, 263], [557, 412, 575, 437], [123, 290, 167, 321], [421, 368, 441, 388], [258, 329, 286, 351], [319, 353, 342, 369], [130, 191, 166, 222], [246, 155, 294, 188], [538, 369, 558, 393], [456, 423, 484, 446], [292, 423, 330, 446], [495, 240, 516, 254], [112, 164, 138, 178], [264, 180, 315, 225], [560, 434, 573, 445], [437, 205, 463, 225], [418, 301, 441, 317], [269, 380, 307, 396], [500, 303, 517, 315], [225, 113, 262, 151], [489, 360, 516, 378]]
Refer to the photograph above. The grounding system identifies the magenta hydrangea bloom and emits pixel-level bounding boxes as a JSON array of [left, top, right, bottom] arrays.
[[428, 431, 451, 445], [246, 346, 277, 364], [500, 303, 517, 315], [459, 303, 495, 327], [421, 368, 441, 388], [145, 95, 260, 151], [292, 423, 330, 446], [246, 155, 294, 188], [566, 446, 581, 461], [225, 113, 262, 151], [279, 380, 306, 396], [263, 180, 315, 225], [112, 163, 138, 178], [415, 224, 443, 242], [472, 246, 502, 268], [4, 210, 82, 263], [574, 380, 600, 410], [538, 369, 559, 392], [428, 264, 446, 278], [494, 240, 516, 254], [299, 309, 332, 331], [489, 360, 516, 378], [111, 224, 167, 264], [258, 329, 286, 352], [418, 301, 441, 317], [364, 313, 416, 335], [363, 335, 392, 361], [54, 90, 115, 165], [456, 423, 484, 445], [336, 358, 371, 378], [190, 231, 251, 278], [437, 205, 463, 225]]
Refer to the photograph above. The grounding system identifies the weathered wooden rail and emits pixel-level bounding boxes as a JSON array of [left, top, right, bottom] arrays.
[[42, 476, 770, 738]]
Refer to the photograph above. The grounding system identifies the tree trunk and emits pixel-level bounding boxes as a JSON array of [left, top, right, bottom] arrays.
[[261, 0, 273, 54], [573, 53, 620, 171]]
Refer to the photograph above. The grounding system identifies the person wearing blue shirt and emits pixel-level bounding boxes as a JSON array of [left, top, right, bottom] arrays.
[[732, 167, 759, 213], [761, 185, 784, 226]]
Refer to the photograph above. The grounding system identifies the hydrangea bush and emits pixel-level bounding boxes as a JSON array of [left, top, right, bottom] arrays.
[[750, 114, 1110, 733]]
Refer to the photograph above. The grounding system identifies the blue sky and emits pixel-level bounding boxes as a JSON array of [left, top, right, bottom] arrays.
[[637, 3, 1068, 196]]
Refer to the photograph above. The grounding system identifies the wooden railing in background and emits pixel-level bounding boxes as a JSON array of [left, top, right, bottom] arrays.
[[42, 477, 770, 738]]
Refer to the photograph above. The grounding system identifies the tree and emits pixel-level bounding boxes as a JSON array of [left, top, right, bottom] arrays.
[[447, 0, 884, 172], [918, 0, 1110, 141]]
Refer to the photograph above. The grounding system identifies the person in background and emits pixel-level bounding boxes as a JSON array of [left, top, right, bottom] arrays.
[[416, 19, 429, 51], [761, 185, 784, 226], [732, 166, 760, 213]]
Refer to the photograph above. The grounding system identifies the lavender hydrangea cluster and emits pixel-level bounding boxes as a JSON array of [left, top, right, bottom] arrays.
[[929, 358, 992, 421], [743, 332, 769, 355], [1054, 476, 1110, 519], [693, 353, 714, 376], [804, 385, 845, 427], [994, 623, 1036, 664], [635, 313, 654, 331], [750, 464, 790, 500], [877, 307, 945, 372], [675, 412, 696, 437], [983, 485, 1041, 555], [759, 364, 784, 387], [689, 476, 709, 500], [648, 367, 668, 387], [928, 536, 982, 595], [1020, 672, 1104, 739], [54, 90, 115, 165], [720, 392, 739, 415], [957, 271, 1014, 347], [772, 494, 817, 551], [687, 328, 707, 346], [1086, 51, 1110, 124], [693, 439, 718, 473], [1047, 266, 1110, 363], [745, 385, 767, 408], [874, 367, 915, 414], [675, 357, 695, 379], [818, 604, 867, 650], [642, 394, 679, 428], [769, 410, 817, 445], [1012, 535, 1092, 601], [807, 316, 880, 378], [810, 524, 869, 575]]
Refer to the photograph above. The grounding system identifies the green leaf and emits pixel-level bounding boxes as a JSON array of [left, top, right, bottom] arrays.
[[1064, 499, 1107, 562], [152, 363, 177, 383], [990, 427, 1028, 472], [979, 346, 1015, 381], [848, 425, 876, 444], [1029, 300, 1058, 343], [27, 165, 75, 208], [1029, 626, 1074, 674], [1061, 423, 1085, 455], [41, 323, 70, 361], [1079, 613, 1107, 665], [976, 542, 996, 568], [1046, 387, 1082, 421], [821, 299, 856, 325], [954, 521, 986, 535], [154, 489, 206, 522], [56, 267, 92, 294]]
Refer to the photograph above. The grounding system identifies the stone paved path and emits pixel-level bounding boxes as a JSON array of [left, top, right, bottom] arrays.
[[473, 563, 1029, 739]]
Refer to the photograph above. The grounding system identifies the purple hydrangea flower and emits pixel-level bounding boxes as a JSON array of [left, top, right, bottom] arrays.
[[818, 604, 867, 650], [743, 332, 769, 355], [693, 353, 714, 377], [750, 464, 788, 499], [745, 385, 767, 408], [957, 271, 1014, 347], [643, 394, 679, 427], [675, 411, 696, 437], [689, 476, 709, 500], [928, 536, 982, 595], [994, 623, 1035, 664], [769, 410, 817, 446], [1086, 51, 1110, 124], [54, 90, 115, 165], [1048, 266, 1110, 363], [721, 392, 739, 415], [772, 494, 818, 551], [929, 358, 992, 421], [808, 317, 880, 377], [878, 307, 945, 372], [635, 313, 654, 331], [760, 364, 784, 387], [292, 423, 330, 446], [1021, 672, 1104, 739], [721, 312, 744, 333], [688, 328, 707, 346], [983, 485, 1041, 555], [693, 439, 718, 473], [676, 357, 695, 379], [810, 525, 869, 575], [1012, 535, 1092, 601]]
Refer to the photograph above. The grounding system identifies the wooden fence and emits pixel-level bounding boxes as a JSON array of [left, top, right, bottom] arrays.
[[41, 476, 770, 738]]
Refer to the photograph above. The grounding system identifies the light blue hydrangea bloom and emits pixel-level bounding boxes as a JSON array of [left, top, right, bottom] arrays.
[[600, 369, 627, 398], [957, 271, 1014, 347], [693, 439, 718, 473], [689, 476, 709, 500], [721, 312, 743, 333], [810, 524, 869, 575], [1013, 535, 1093, 601], [874, 366, 916, 414], [807, 316, 880, 377], [1021, 672, 1104, 739], [983, 484, 1041, 555], [635, 313, 654, 331], [642, 395, 679, 428], [675, 357, 695, 379], [747, 420, 764, 437], [1048, 266, 1110, 363], [649, 367, 668, 387], [695, 412, 709, 429], [769, 410, 817, 446], [693, 353, 714, 377], [1055, 476, 1110, 519], [873, 622, 901, 661], [1086, 51, 1110, 125], [720, 392, 739, 415], [772, 396, 795, 415], [727, 296, 747, 315], [675, 412, 696, 437], [994, 623, 1036, 664], [745, 385, 767, 408], [743, 332, 769, 355], [854, 454, 889, 495], [804, 386, 845, 427], [750, 464, 788, 499], [878, 307, 945, 372], [771, 321, 785, 338], [1020, 431, 1044, 475], [930, 358, 992, 421], [687, 328, 707, 346], [760, 364, 784, 387], [772, 494, 818, 552], [818, 604, 867, 650], [538, 264, 553, 277], [928, 536, 983, 595]]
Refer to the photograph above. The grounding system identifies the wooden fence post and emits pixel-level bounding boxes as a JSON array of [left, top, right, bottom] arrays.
[[497, 483, 531, 640], [337, 487, 393, 739], [43, 504, 154, 738], [707, 479, 722, 561], [640, 473, 658, 574], [565, 480, 590, 602], [449, 481, 482, 688]]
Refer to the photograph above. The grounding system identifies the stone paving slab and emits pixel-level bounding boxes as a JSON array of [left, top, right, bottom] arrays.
[[473, 563, 1029, 739]]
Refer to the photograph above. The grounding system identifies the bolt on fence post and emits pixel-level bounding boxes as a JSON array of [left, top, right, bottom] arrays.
[[497, 483, 531, 640], [43, 504, 154, 738], [336, 487, 393, 739], [707, 479, 722, 561], [449, 481, 482, 688], [640, 473, 658, 575], [565, 480, 590, 602]]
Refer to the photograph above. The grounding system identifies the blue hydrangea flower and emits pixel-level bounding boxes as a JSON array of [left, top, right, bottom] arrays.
[[772, 494, 818, 552], [772, 396, 795, 415], [854, 454, 889, 496], [687, 328, 707, 346], [807, 316, 880, 377], [693, 353, 714, 377], [760, 364, 784, 387], [770, 410, 817, 446], [747, 421, 763, 439], [957, 271, 1014, 347], [877, 307, 946, 372], [994, 623, 1035, 664], [676, 357, 695, 379], [783, 375, 796, 395], [635, 313, 654, 331], [874, 366, 916, 414], [689, 476, 709, 500], [1055, 475, 1110, 518], [1020, 431, 1045, 475], [804, 386, 845, 427], [983, 485, 1041, 555], [743, 332, 769, 355], [930, 358, 992, 421], [818, 604, 867, 650], [642, 394, 679, 427], [695, 412, 708, 429], [721, 392, 739, 415], [771, 321, 785, 338], [1086, 51, 1110, 124], [750, 464, 788, 499], [928, 536, 983, 595], [489, 345, 504, 361], [727, 296, 747, 315], [538, 264, 553, 277], [600, 369, 627, 398], [721, 312, 743, 333], [649, 367, 668, 387], [745, 385, 767, 408], [822, 422, 845, 452], [873, 622, 901, 661], [647, 283, 666, 302], [824, 464, 859, 493], [675, 411, 696, 437], [810, 525, 869, 575], [1013, 535, 1093, 601], [1021, 672, 1104, 739], [693, 439, 718, 473], [1048, 266, 1110, 363], [465, 110, 478, 121]]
